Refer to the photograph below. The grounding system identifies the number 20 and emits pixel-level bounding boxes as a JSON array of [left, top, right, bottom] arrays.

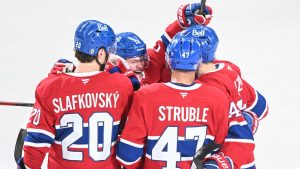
[[60, 112, 113, 161]]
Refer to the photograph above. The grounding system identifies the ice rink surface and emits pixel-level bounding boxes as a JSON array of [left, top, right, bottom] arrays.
[[0, 0, 299, 168]]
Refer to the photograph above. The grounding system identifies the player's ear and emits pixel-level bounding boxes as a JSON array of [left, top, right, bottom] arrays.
[[97, 48, 107, 64]]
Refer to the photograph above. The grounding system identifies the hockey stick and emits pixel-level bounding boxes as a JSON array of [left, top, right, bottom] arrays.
[[192, 142, 221, 169], [0, 101, 34, 107], [14, 128, 27, 163], [199, 0, 207, 15]]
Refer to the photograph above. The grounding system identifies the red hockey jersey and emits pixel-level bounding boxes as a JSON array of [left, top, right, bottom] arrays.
[[23, 71, 133, 169], [117, 82, 230, 169], [196, 60, 269, 168], [202, 60, 268, 120]]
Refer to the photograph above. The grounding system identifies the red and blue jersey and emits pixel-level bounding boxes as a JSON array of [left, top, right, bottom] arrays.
[[117, 82, 230, 169], [196, 60, 269, 168], [210, 60, 268, 120], [145, 20, 268, 122], [23, 71, 133, 169], [142, 20, 181, 85]]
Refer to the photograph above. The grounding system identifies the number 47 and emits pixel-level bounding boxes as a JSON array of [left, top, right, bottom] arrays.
[[151, 126, 207, 169]]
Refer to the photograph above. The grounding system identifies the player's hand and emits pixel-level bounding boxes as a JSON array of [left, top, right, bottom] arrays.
[[106, 55, 140, 90], [48, 59, 76, 76], [177, 3, 212, 28], [202, 153, 232, 169], [106, 54, 131, 74], [242, 111, 259, 134]]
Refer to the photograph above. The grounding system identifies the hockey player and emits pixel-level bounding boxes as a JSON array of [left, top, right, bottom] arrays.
[[116, 33, 235, 169], [108, 32, 149, 82], [17, 20, 134, 169], [173, 25, 264, 168], [50, 2, 212, 87], [142, 2, 268, 136], [163, 24, 269, 134]]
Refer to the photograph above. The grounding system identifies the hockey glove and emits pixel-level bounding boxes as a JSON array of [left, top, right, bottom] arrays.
[[242, 111, 259, 134], [48, 59, 76, 76], [203, 153, 233, 169], [106, 55, 140, 91], [177, 3, 212, 28]]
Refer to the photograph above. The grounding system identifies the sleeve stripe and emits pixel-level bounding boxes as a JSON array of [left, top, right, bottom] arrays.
[[225, 138, 255, 144], [145, 153, 151, 159], [27, 128, 55, 139], [206, 135, 215, 141], [120, 138, 144, 148], [163, 33, 172, 42], [116, 155, 141, 165], [147, 136, 160, 140], [24, 141, 51, 148], [245, 90, 259, 111], [161, 34, 171, 48], [258, 104, 268, 120], [241, 160, 255, 169], [203, 163, 219, 168], [229, 120, 248, 127], [245, 90, 268, 119]]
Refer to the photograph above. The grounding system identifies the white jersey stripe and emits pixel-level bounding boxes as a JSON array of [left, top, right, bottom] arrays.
[[24, 141, 51, 148], [225, 138, 255, 144], [116, 155, 141, 165], [120, 138, 144, 148]]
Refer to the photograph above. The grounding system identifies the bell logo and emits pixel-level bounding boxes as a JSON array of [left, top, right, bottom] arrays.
[[192, 29, 205, 37], [98, 24, 108, 31], [81, 78, 90, 85], [180, 92, 188, 98]]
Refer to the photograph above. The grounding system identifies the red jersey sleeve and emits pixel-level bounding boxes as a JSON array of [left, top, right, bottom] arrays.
[[116, 91, 147, 169], [23, 78, 56, 169]]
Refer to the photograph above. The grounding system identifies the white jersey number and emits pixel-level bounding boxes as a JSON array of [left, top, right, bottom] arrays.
[[60, 112, 113, 161], [151, 126, 207, 169]]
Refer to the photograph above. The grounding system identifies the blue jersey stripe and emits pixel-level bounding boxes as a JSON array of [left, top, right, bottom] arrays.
[[146, 138, 215, 157], [117, 141, 143, 163], [250, 91, 267, 119], [227, 125, 254, 140], [161, 34, 170, 48], [24, 131, 54, 144]]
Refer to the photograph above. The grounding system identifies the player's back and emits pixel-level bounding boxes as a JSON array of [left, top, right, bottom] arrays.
[[198, 60, 248, 111], [24, 71, 133, 169], [118, 82, 230, 169], [207, 60, 268, 120]]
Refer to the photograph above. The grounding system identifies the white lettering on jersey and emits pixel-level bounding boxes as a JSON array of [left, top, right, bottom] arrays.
[[52, 92, 120, 113], [229, 102, 242, 118], [29, 108, 41, 125], [158, 106, 208, 122]]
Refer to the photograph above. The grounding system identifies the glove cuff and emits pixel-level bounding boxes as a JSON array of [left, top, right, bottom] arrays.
[[204, 153, 233, 169], [243, 111, 259, 134], [177, 4, 190, 28], [161, 20, 184, 48]]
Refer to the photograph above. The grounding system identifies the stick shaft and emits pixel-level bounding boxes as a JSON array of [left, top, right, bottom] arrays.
[[200, 0, 207, 14], [0, 101, 34, 107]]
